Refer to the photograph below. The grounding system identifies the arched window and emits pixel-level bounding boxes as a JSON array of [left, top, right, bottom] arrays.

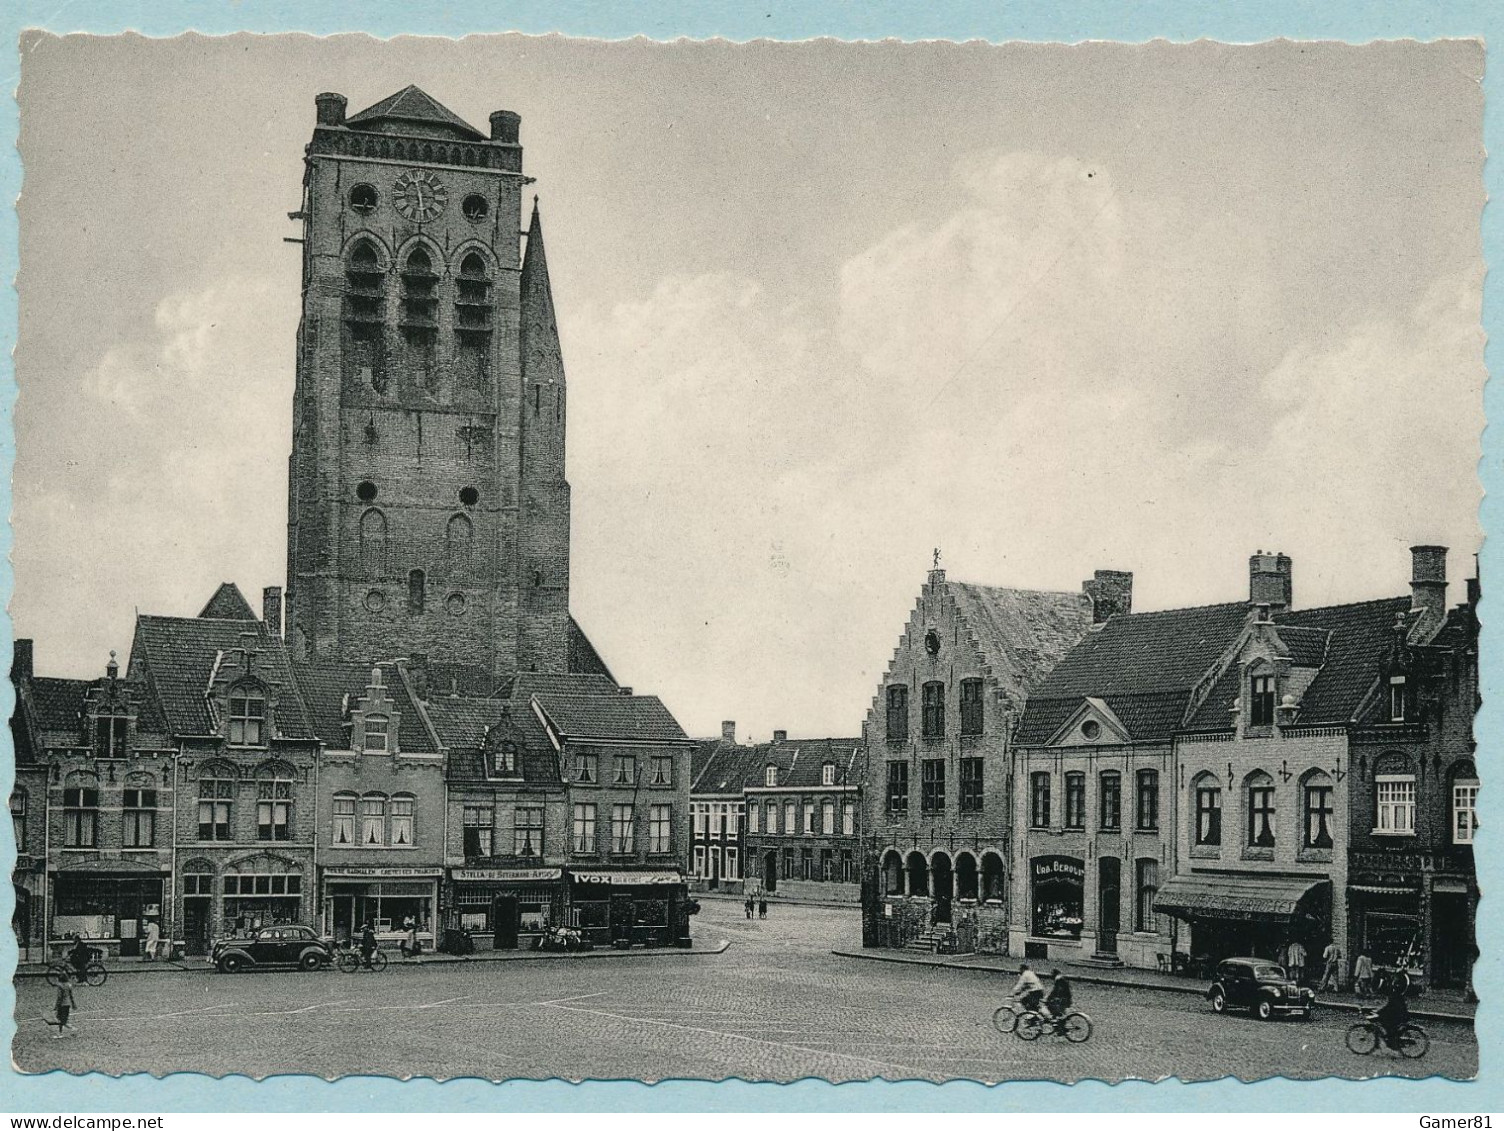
[[198, 764, 235, 841], [390, 793, 415, 847], [446, 513, 473, 572], [1301, 769, 1334, 850], [361, 794, 388, 846], [331, 792, 357, 846], [359, 508, 388, 576], [228, 684, 267, 746], [344, 240, 386, 356], [1246, 771, 1276, 848], [1136, 768, 1160, 831], [122, 771, 157, 849], [1135, 858, 1159, 932], [408, 569, 425, 614], [1191, 772, 1222, 847], [255, 764, 293, 842], [401, 246, 438, 348], [62, 772, 99, 848]]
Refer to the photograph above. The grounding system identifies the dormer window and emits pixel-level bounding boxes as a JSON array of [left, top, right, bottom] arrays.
[[1389, 676, 1407, 722], [363, 715, 390, 752], [95, 713, 128, 759], [822, 762, 836, 786], [765, 765, 778, 788], [1249, 674, 1275, 727], [229, 688, 267, 746]]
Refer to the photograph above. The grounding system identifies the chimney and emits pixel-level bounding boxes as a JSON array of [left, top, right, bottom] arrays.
[[490, 110, 521, 144], [262, 586, 283, 638], [772, 729, 788, 744], [315, 92, 347, 127], [1248, 551, 1293, 611], [1409, 545, 1448, 640], [1082, 569, 1134, 624], [619, 686, 633, 696], [12, 639, 33, 684], [721, 720, 737, 744]]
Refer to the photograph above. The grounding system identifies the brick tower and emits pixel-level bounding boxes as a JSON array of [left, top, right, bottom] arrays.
[[285, 86, 571, 679]]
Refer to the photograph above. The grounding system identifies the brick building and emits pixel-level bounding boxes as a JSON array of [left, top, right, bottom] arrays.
[[688, 722, 751, 892], [742, 735, 862, 902], [860, 565, 1120, 951]]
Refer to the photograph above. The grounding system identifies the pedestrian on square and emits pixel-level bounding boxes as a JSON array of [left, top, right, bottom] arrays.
[[1317, 941, 1342, 992], [360, 920, 378, 969], [758, 896, 767, 919], [404, 919, 421, 961], [1354, 951, 1375, 996], [53, 970, 77, 1039], [745, 896, 754, 919], [1286, 939, 1307, 984], [142, 918, 161, 962]]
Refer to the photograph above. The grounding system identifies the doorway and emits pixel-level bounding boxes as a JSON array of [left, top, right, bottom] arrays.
[[183, 898, 211, 955], [492, 896, 518, 950], [1098, 857, 1121, 954], [763, 850, 778, 893]]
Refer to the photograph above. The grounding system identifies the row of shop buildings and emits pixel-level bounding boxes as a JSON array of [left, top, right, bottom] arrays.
[[10, 583, 696, 962], [858, 547, 1478, 993]]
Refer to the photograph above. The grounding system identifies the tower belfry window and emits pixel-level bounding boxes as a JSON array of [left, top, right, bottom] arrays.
[[343, 240, 385, 345], [455, 252, 493, 341], [408, 569, 426, 614], [400, 247, 439, 344]]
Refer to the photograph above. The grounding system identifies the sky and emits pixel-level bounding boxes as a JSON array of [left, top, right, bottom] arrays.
[[11, 34, 1485, 742]]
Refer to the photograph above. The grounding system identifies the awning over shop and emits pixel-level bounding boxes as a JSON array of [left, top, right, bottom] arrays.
[[52, 856, 168, 875], [1155, 874, 1329, 923], [1350, 884, 1421, 896], [570, 870, 683, 886]]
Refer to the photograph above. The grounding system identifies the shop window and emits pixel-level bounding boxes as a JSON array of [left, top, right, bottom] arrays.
[[822, 762, 836, 786], [959, 757, 984, 812], [821, 848, 835, 881], [1064, 772, 1086, 829], [63, 779, 100, 848], [613, 754, 636, 785], [229, 687, 267, 746], [256, 768, 292, 841], [649, 805, 672, 854], [332, 794, 357, 846], [462, 804, 493, 857], [573, 803, 597, 854], [1389, 676, 1407, 723], [95, 712, 128, 759], [886, 761, 909, 814], [198, 770, 234, 841], [390, 794, 415, 847], [1249, 673, 1275, 727], [921, 759, 946, 813], [10, 788, 26, 849], [575, 753, 598, 784], [1247, 772, 1276, 848], [1194, 775, 1222, 846], [886, 685, 909, 740], [1099, 771, 1121, 830], [1136, 769, 1159, 831], [1453, 778, 1479, 845], [822, 799, 835, 834], [122, 784, 157, 848], [1030, 772, 1051, 829], [921, 681, 946, 738], [1303, 775, 1334, 850], [960, 678, 984, 736], [1375, 775, 1416, 836], [765, 764, 778, 787], [651, 755, 672, 786], [611, 804, 635, 854], [1135, 858, 1159, 932], [361, 794, 387, 846], [842, 800, 855, 835]]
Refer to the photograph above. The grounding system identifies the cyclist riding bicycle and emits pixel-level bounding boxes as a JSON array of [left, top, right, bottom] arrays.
[[1375, 984, 1411, 1050], [359, 921, 378, 969], [1043, 969, 1073, 1026], [66, 934, 93, 974], [1009, 962, 1045, 1016]]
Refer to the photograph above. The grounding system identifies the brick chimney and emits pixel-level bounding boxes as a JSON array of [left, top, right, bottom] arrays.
[[1409, 545, 1448, 641], [315, 92, 347, 127], [490, 110, 521, 143], [1082, 569, 1133, 624], [262, 586, 283, 639], [721, 720, 736, 744], [772, 730, 788, 744], [12, 638, 33, 684], [1249, 551, 1293, 611]]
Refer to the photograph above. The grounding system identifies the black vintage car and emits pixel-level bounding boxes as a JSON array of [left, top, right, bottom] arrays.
[[1207, 957, 1316, 1020], [211, 924, 336, 973]]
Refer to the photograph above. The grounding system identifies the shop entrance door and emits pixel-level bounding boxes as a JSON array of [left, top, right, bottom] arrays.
[[1098, 858, 1121, 954], [1431, 892, 1475, 989], [764, 851, 778, 892], [183, 898, 211, 956], [610, 894, 636, 946], [492, 897, 518, 949]]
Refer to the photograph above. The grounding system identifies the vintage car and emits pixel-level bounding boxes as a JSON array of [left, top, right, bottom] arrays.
[[1207, 956, 1316, 1020], [211, 924, 336, 974]]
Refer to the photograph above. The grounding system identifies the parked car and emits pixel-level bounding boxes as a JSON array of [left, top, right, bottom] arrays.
[[1207, 957, 1316, 1020], [211, 924, 336, 974]]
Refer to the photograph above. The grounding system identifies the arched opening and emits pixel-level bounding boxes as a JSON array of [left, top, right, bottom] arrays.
[[906, 851, 929, 898], [343, 240, 386, 389], [446, 513, 473, 574], [955, 851, 979, 901], [881, 850, 905, 897], [1191, 770, 1223, 848], [763, 850, 778, 893], [930, 851, 954, 922], [408, 569, 425, 614], [359, 508, 388, 577], [981, 852, 1006, 902], [401, 246, 439, 383]]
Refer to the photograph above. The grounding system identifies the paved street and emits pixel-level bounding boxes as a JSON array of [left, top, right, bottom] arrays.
[[14, 900, 1476, 1083]]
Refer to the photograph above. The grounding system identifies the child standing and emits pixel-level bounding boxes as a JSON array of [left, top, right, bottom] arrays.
[[53, 971, 77, 1039]]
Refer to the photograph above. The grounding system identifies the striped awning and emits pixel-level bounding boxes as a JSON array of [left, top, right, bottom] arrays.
[[1350, 883, 1420, 896], [1156, 875, 1329, 922]]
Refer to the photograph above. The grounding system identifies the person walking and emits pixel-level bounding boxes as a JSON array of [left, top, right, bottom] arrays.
[[1317, 941, 1343, 992], [53, 970, 77, 1039], [1285, 938, 1307, 984], [360, 920, 378, 969], [142, 918, 161, 962], [745, 895, 754, 920], [1353, 951, 1375, 997], [758, 896, 767, 920]]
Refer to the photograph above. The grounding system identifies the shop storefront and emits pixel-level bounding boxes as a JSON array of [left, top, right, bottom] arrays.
[[568, 869, 690, 949], [322, 867, 441, 947], [448, 867, 564, 951], [50, 861, 166, 959], [220, 855, 309, 937], [1157, 873, 1330, 971], [1030, 855, 1085, 941]]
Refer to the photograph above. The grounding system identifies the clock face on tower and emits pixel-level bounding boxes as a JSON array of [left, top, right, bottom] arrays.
[[393, 169, 447, 223]]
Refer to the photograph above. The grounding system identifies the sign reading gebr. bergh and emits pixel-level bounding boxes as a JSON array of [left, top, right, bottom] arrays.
[[1032, 856, 1085, 884]]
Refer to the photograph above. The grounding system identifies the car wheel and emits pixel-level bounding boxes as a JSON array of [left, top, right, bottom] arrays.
[[1210, 988, 1227, 1014], [1255, 999, 1275, 1021], [299, 951, 322, 971], [219, 954, 244, 974]]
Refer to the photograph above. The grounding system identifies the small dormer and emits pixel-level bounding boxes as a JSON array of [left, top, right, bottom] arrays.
[[1047, 697, 1131, 747], [822, 761, 836, 786], [1236, 608, 1295, 734], [350, 666, 402, 754], [482, 705, 526, 778], [206, 633, 282, 748], [765, 764, 778, 788], [83, 651, 134, 758]]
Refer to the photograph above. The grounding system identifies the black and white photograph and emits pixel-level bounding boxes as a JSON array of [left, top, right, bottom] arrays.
[[6, 32, 1485, 1085]]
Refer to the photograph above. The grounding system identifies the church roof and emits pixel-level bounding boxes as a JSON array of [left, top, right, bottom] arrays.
[[198, 582, 257, 621], [345, 85, 486, 141]]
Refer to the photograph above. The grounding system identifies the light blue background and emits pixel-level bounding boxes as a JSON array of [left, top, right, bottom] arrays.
[[0, 0, 1497, 1112]]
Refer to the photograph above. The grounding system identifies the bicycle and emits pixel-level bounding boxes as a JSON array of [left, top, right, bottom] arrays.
[[1018, 1008, 1093, 1043], [992, 998, 1026, 1035], [1345, 1012, 1429, 1059], [47, 949, 107, 988], [336, 945, 389, 973]]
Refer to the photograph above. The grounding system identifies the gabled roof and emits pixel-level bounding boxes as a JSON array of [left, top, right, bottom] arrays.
[[129, 614, 315, 740], [946, 581, 1095, 702], [290, 661, 439, 754], [533, 691, 691, 745], [426, 696, 561, 785], [690, 740, 765, 796], [693, 737, 864, 795], [344, 85, 486, 140], [198, 582, 257, 621]]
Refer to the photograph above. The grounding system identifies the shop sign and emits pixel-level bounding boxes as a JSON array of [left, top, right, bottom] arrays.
[[1031, 856, 1085, 885], [323, 867, 444, 879], [452, 868, 563, 883], [571, 870, 682, 886]]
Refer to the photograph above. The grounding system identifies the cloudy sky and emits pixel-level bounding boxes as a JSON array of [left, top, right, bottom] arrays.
[[13, 34, 1484, 741]]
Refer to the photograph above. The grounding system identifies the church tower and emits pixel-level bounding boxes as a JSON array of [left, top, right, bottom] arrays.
[[285, 87, 571, 679]]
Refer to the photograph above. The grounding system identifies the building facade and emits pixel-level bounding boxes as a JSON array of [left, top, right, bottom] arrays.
[[742, 735, 862, 902], [688, 722, 749, 892]]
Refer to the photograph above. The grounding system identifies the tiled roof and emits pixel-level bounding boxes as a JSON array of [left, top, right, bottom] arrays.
[[1280, 597, 1414, 725], [1277, 626, 1332, 669], [1017, 690, 1194, 745], [423, 661, 499, 699], [129, 615, 315, 740], [568, 616, 616, 682], [290, 661, 439, 754], [28, 677, 92, 732], [947, 581, 1095, 702], [693, 737, 864, 793], [426, 695, 560, 784], [498, 672, 619, 699], [345, 85, 486, 140], [690, 741, 764, 795], [533, 691, 690, 745], [198, 582, 257, 621]]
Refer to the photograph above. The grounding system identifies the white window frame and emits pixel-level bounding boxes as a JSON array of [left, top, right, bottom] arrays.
[[803, 800, 815, 835], [649, 805, 672, 854], [1453, 780, 1479, 845], [1389, 676, 1407, 723], [1374, 775, 1416, 836], [693, 845, 706, 877], [362, 714, 389, 753], [822, 799, 835, 836], [842, 801, 855, 835], [822, 763, 836, 786], [747, 803, 760, 834], [765, 765, 778, 788], [725, 847, 739, 881]]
